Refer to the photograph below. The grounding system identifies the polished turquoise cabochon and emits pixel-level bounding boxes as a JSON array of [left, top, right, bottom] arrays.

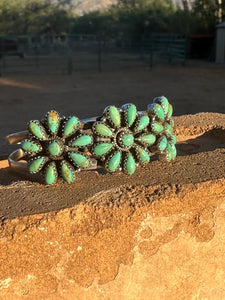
[[28, 121, 47, 140], [167, 104, 173, 118], [158, 136, 167, 152], [137, 147, 150, 164], [21, 140, 41, 154], [61, 161, 74, 183], [125, 104, 137, 127], [108, 106, 121, 127], [122, 133, 134, 147], [45, 162, 57, 185], [95, 123, 113, 137], [29, 157, 46, 173], [70, 153, 89, 168], [147, 103, 165, 120], [93, 143, 113, 156], [136, 115, 149, 131], [64, 116, 79, 137], [125, 154, 136, 175], [47, 111, 60, 134], [151, 122, 164, 134], [140, 134, 156, 146], [108, 152, 121, 172], [71, 135, 92, 147], [153, 96, 169, 115], [48, 141, 61, 156]]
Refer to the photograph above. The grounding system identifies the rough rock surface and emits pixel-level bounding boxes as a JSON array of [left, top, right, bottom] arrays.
[[0, 113, 225, 299]]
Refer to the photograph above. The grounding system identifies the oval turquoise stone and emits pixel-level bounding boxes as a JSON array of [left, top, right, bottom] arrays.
[[140, 134, 156, 146], [29, 121, 47, 140], [45, 163, 57, 185], [151, 122, 164, 134], [171, 134, 177, 144], [64, 116, 79, 137], [158, 136, 167, 152], [170, 118, 175, 128], [95, 123, 113, 137], [29, 157, 46, 173], [61, 161, 74, 183], [137, 147, 150, 164], [21, 140, 40, 153], [137, 115, 149, 131], [108, 152, 121, 172], [171, 144, 177, 159], [70, 153, 89, 168], [165, 124, 172, 135], [48, 141, 61, 156], [108, 106, 120, 127], [122, 134, 134, 147], [147, 103, 165, 120], [154, 96, 169, 115], [125, 154, 136, 175], [71, 135, 92, 147], [166, 144, 173, 161], [167, 104, 173, 118], [93, 143, 113, 156], [125, 104, 137, 127], [47, 111, 60, 134]]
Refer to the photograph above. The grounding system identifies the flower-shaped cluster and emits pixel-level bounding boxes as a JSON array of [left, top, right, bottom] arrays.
[[147, 96, 177, 162], [92, 104, 155, 175], [21, 110, 93, 184]]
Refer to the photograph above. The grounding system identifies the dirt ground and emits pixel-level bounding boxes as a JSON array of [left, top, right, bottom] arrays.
[[0, 60, 225, 156]]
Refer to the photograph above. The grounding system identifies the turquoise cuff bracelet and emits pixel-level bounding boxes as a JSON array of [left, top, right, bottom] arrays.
[[6, 96, 177, 185]]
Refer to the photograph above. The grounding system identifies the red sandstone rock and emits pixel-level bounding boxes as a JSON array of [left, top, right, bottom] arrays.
[[0, 113, 224, 299]]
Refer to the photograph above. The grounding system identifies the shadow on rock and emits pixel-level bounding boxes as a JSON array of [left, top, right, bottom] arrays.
[[177, 128, 225, 156]]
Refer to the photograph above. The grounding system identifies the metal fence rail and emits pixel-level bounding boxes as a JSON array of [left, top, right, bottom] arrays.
[[0, 33, 187, 76]]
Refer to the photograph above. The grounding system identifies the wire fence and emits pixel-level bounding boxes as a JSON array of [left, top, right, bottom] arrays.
[[0, 33, 187, 76]]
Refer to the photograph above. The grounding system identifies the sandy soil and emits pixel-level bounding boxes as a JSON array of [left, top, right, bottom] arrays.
[[0, 60, 225, 157]]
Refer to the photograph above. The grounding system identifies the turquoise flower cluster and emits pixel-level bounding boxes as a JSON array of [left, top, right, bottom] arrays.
[[20, 96, 176, 184], [21, 110, 93, 185]]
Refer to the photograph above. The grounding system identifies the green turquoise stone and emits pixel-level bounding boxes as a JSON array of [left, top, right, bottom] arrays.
[[158, 136, 167, 152], [154, 96, 169, 115], [137, 115, 149, 131], [45, 163, 57, 185], [108, 152, 121, 172], [165, 124, 172, 135], [171, 134, 177, 144], [29, 157, 46, 173], [125, 154, 136, 175], [125, 104, 137, 127], [137, 147, 150, 164], [108, 106, 120, 127], [170, 118, 175, 128], [171, 143, 177, 159], [166, 144, 173, 161], [95, 123, 113, 137], [94, 143, 113, 156], [71, 135, 92, 147], [29, 121, 46, 140], [61, 162, 74, 183], [167, 104, 173, 118], [47, 111, 60, 134], [21, 140, 40, 153], [140, 134, 156, 146], [64, 116, 79, 137], [70, 153, 89, 168], [147, 103, 165, 120], [122, 134, 134, 147], [48, 141, 61, 156], [151, 122, 164, 134]]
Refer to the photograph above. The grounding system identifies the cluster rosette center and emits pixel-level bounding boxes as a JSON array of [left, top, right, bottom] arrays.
[[19, 96, 176, 185]]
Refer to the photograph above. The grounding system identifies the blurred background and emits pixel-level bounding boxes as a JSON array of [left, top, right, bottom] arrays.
[[0, 0, 225, 156]]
